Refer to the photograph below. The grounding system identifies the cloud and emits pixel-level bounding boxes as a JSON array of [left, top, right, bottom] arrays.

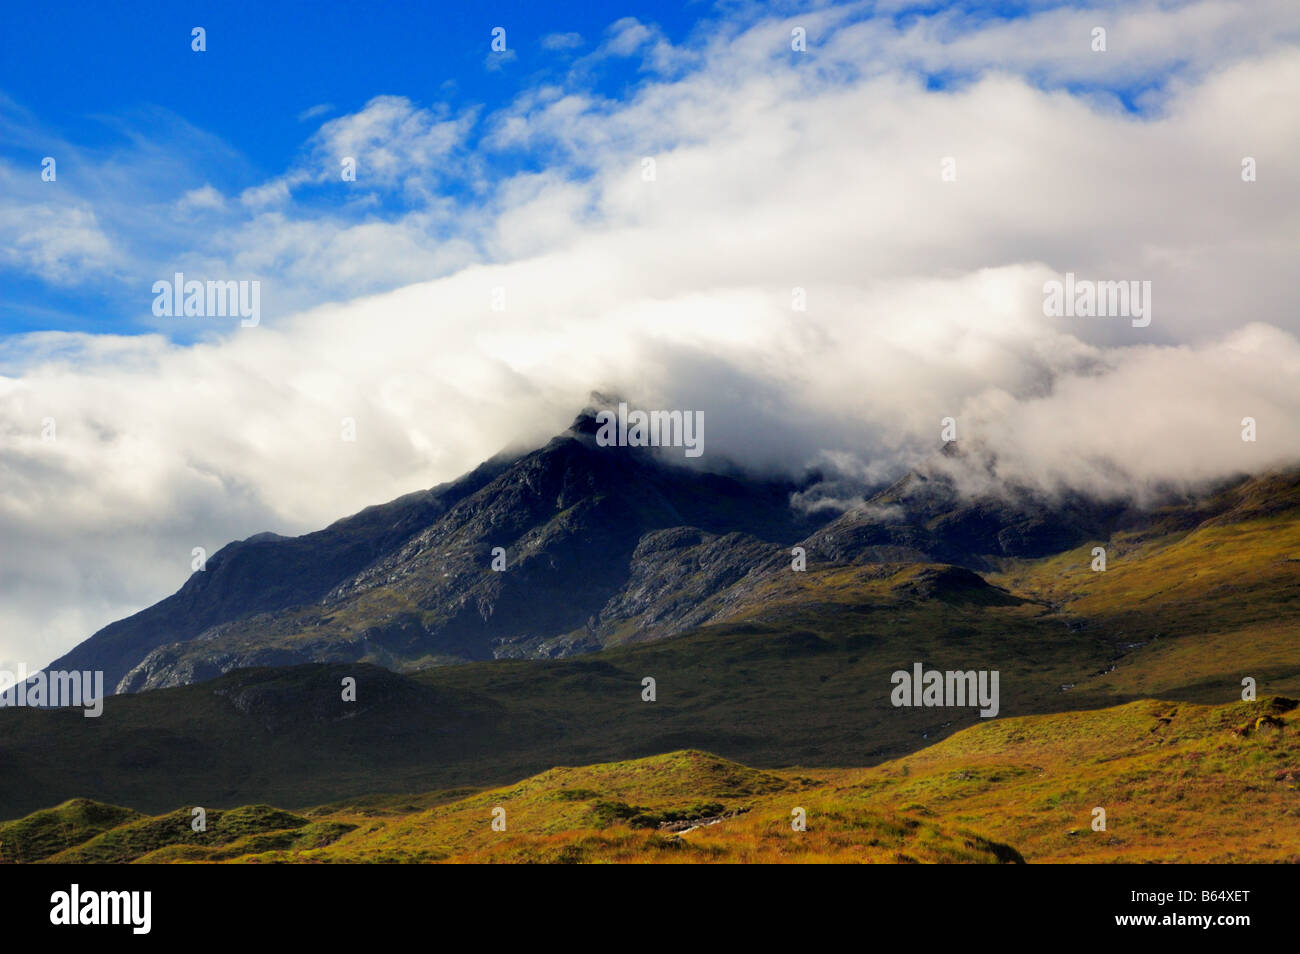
[[1, 0, 1299, 674], [0, 201, 119, 283], [239, 179, 293, 209], [605, 17, 657, 56], [593, 16, 686, 73], [297, 103, 334, 122], [176, 184, 226, 212], [301, 95, 473, 191], [485, 48, 519, 71], [541, 32, 584, 51]]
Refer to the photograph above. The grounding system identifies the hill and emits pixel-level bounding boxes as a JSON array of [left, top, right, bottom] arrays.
[[13, 695, 1295, 864]]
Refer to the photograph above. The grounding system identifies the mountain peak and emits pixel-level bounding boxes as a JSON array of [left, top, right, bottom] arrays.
[[568, 391, 629, 437]]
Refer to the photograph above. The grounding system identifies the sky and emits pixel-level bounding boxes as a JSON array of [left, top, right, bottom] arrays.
[[1, 0, 1299, 673]]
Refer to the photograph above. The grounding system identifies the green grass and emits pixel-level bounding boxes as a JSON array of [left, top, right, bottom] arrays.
[[9, 751, 1017, 864], [48, 804, 314, 863], [16, 695, 1294, 863], [842, 696, 1300, 862], [0, 798, 141, 863]]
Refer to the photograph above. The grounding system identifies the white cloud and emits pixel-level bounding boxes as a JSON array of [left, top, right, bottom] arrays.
[[541, 32, 584, 51], [605, 17, 657, 56], [239, 178, 293, 210], [301, 95, 474, 191], [485, 48, 519, 71], [0, 200, 119, 283], [297, 103, 334, 122], [176, 184, 226, 212]]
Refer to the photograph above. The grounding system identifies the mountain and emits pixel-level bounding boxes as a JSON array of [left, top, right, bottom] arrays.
[[803, 457, 1128, 569], [48, 403, 1157, 696], [2, 441, 1297, 823], [48, 406, 831, 694]]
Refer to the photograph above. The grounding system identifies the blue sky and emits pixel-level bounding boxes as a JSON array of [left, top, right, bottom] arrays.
[[0, 0, 1206, 341], [0, 0, 716, 337], [1, 0, 701, 170]]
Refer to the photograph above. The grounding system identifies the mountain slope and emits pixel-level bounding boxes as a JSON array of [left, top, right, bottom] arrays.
[[0, 564, 1118, 817], [845, 695, 1300, 863], [53, 410, 829, 694], [44, 452, 517, 694], [39, 402, 1300, 708], [12, 695, 1295, 864]]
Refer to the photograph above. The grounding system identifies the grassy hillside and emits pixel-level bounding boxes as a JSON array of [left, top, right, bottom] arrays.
[[845, 695, 1299, 862], [990, 471, 1300, 701], [16, 751, 1019, 865], [12, 695, 1294, 864], [0, 798, 140, 863]]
